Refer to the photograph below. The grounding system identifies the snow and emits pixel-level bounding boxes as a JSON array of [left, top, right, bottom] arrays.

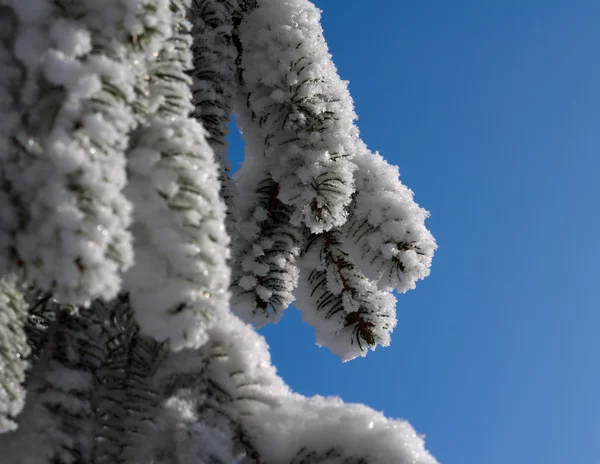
[[249, 393, 439, 464], [2, 0, 144, 304], [0, 275, 30, 433], [0, 301, 108, 464], [344, 150, 437, 293], [123, 0, 231, 351], [189, 0, 240, 238], [125, 116, 231, 351], [231, 0, 436, 362], [0, 10, 21, 273], [0, 0, 439, 461], [235, 0, 359, 233], [295, 230, 398, 361], [231, 178, 302, 325], [156, 310, 440, 464]]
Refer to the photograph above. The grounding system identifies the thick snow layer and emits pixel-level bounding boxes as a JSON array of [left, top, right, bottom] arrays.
[[0, 11, 21, 274], [2, 0, 151, 304], [295, 231, 397, 361], [235, 0, 359, 233], [124, 118, 231, 351], [0, 275, 30, 433], [344, 151, 437, 293], [206, 311, 438, 464], [123, 0, 231, 351]]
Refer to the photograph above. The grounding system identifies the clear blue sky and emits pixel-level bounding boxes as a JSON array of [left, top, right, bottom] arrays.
[[228, 2, 600, 463]]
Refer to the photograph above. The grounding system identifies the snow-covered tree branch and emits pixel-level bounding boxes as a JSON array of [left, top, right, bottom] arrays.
[[0, 0, 438, 462]]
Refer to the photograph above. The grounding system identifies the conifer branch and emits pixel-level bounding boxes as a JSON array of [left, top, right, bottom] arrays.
[[93, 295, 167, 464], [290, 447, 367, 464], [0, 1, 438, 463], [2, 0, 148, 304], [342, 151, 437, 293], [0, 8, 23, 275], [0, 275, 30, 433], [190, 0, 240, 236], [4, 300, 110, 463], [123, 0, 231, 350], [231, 177, 303, 325], [24, 290, 58, 373], [234, 0, 358, 233], [296, 229, 396, 361]]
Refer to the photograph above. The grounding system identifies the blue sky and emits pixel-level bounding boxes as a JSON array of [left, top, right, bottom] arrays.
[[228, 2, 600, 463]]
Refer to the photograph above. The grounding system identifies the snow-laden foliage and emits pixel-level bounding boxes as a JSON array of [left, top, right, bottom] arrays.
[[190, 0, 240, 236], [143, 338, 240, 463], [231, 0, 366, 325], [0, 0, 438, 462], [123, 0, 231, 350], [231, 177, 303, 325], [93, 295, 166, 464], [295, 230, 397, 361], [257, 394, 439, 464], [0, 8, 21, 274], [23, 291, 58, 367], [343, 150, 437, 293], [235, 0, 358, 233], [231, 0, 436, 361], [1, 301, 110, 463], [2, 0, 139, 304], [146, 312, 438, 464], [0, 275, 30, 433]]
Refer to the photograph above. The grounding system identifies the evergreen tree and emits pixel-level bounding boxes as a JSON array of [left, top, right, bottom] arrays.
[[0, 0, 438, 462]]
